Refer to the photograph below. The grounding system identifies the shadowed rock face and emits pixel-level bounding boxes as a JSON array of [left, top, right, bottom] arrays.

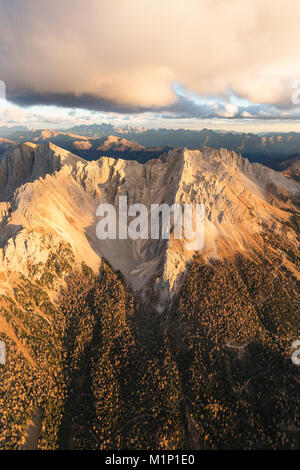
[[272, 155, 300, 183], [0, 137, 15, 156], [0, 142, 62, 201]]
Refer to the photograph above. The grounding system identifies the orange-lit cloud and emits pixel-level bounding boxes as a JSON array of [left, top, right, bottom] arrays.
[[1, 0, 300, 114]]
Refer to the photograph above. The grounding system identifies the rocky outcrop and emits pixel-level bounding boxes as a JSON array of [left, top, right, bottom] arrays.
[[0, 143, 299, 305]]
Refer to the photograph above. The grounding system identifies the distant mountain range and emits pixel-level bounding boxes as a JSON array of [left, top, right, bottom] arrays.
[[0, 127, 173, 163], [60, 125, 300, 162], [0, 125, 28, 137], [2, 125, 300, 165]]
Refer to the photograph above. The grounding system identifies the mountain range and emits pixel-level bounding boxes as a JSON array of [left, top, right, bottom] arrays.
[[0, 140, 299, 449], [3, 126, 300, 166]]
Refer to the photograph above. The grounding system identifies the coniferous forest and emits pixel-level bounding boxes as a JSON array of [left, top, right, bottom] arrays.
[[0, 227, 299, 450]]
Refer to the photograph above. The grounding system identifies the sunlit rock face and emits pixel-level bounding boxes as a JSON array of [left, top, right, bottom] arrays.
[[0, 142, 299, 309]]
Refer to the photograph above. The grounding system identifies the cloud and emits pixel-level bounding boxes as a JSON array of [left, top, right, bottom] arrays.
[[1, 0, 300, 118], [10, 92, 146, 113]]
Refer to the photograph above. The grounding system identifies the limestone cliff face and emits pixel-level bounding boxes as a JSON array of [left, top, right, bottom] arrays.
[[0, 143, 59, 201], [0, 143, 299, 306]]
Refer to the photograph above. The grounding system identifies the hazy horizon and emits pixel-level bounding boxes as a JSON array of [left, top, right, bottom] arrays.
[[4, 120, 300, 136]]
